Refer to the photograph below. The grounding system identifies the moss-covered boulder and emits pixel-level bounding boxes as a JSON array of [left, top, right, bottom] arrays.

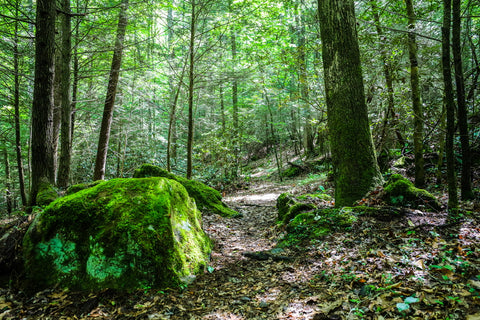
[[133, 164, 238, 217], [36, 178, 58, 207], [23, 177, 212, 291], [383, 174, 441, 211], [276, 193, 316, 225]]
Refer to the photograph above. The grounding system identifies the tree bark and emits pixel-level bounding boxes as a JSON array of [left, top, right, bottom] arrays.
[[405, 0, 425, 188], [3, 148, 13, 214], [370, 0, 405, 151], [442, 0, 458, 210], [56, 0, 72, 188], [318, 0, 382, 207], [230, 2, 239, 178], [13, 3, 27, 206], [30, 0, 56, 206], [452, 0, 474, 200], [93, 0, 129, 181], [186, 0, 196, 179], [296, 5, 314, 157]]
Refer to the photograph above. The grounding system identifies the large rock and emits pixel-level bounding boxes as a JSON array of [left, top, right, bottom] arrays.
[[133, 164, 239, 217], [23, 177, 212, 291]]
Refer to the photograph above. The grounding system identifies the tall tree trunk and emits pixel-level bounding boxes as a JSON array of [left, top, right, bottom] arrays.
[[3, 148, 13, 214], [52, 40, 62, 182], [71, 23, 79, 141], [370, 0, 404, 151], [13, 3, 27, 206], [30, 0, 56, 206], [93, 0, 129, 181], [220, 83, 226, 135], [442, 0, 458, 210], [186, 0, 196, 179], [57, 0, 72, 188], [263, 87, 283, 182], [405, 0, 425, 188], [167, 64, 186, 172], [296, 5, 314, 157], [452, 0, 474, 200], [231, 12, 239, 178], [318, 0, 382, 207]]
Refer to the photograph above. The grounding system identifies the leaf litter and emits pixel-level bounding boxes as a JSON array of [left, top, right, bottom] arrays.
[[0, 181, 479, 319]]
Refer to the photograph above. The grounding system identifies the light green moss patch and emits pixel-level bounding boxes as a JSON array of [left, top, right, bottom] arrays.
[[23, 177, 212, 291], [36, 179, 58, 206], [133, 164, 239, 217], [383, 174, 441, 211]]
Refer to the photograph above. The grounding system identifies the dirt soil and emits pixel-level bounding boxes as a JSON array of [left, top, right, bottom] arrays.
[[0, 181, 479, 319]]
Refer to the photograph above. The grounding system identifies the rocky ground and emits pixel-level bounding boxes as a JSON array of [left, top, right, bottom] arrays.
[[0, 181, 479, 319]]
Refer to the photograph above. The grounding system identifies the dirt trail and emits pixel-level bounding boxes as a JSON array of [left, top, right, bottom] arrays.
[[2, 181, 479, 319]]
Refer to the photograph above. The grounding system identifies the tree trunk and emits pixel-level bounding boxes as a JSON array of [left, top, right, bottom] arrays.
[[442, 0, 458, 210], [452, 0, 474, 200], [13, 4, 27, 206], [3, 148, 13, 214], [167, 65, 186, 172], [57, 0, 72, 188], [93, 0, 129, 181], [405, 0, 425, 188], [318, 0, 382, 207], [370, 0, 404, 151], [296, 6, 314, 157], [230, 10, 239, 178], [52, 41, 62, 182], [186, 0, 196, 179], [30, 0, 56, 206]]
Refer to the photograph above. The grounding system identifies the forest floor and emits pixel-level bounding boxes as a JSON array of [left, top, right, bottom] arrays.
[[1, 178, 480, 319]]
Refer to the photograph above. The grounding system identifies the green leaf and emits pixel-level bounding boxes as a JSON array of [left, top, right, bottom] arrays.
[[207, 266, 215, 273], [404, 296, 419, 304], [396, 302, 410, 312]]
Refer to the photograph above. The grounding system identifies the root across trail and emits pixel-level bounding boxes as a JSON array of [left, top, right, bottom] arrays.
[[1, 181, 479, 319]]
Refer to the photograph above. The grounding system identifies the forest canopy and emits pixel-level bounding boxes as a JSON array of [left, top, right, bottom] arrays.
[[0, 0, 479, 211]]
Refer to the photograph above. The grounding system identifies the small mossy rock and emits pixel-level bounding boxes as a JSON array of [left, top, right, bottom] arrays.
[[282, 203, 316, 225], [283, 166, 301, 178], [276, 193, 297, 221], [383, 174, 441, 211], [36, 179, 59, 206], [133, 164, 238, 217], [279, 207, 358, 247], [276, 193, 316, 224], [23, 177, 212, 291]]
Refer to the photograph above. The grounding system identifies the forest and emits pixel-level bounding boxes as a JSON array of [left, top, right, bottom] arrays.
[[0, 0, 479, 318]]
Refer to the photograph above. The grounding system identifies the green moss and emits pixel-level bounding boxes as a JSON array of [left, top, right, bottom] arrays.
[[383, 174, 441, 210], [283, 166, 300, 178], [133, 164, 238, 217], [282, 203, 316, 225], [66, 181, 102, 195], [276, 193, 316, 224], [23, 177, 212, 291], [279, 207, 358, 247], [36, 179, 58, 206], [276, 193, 296, 221]]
